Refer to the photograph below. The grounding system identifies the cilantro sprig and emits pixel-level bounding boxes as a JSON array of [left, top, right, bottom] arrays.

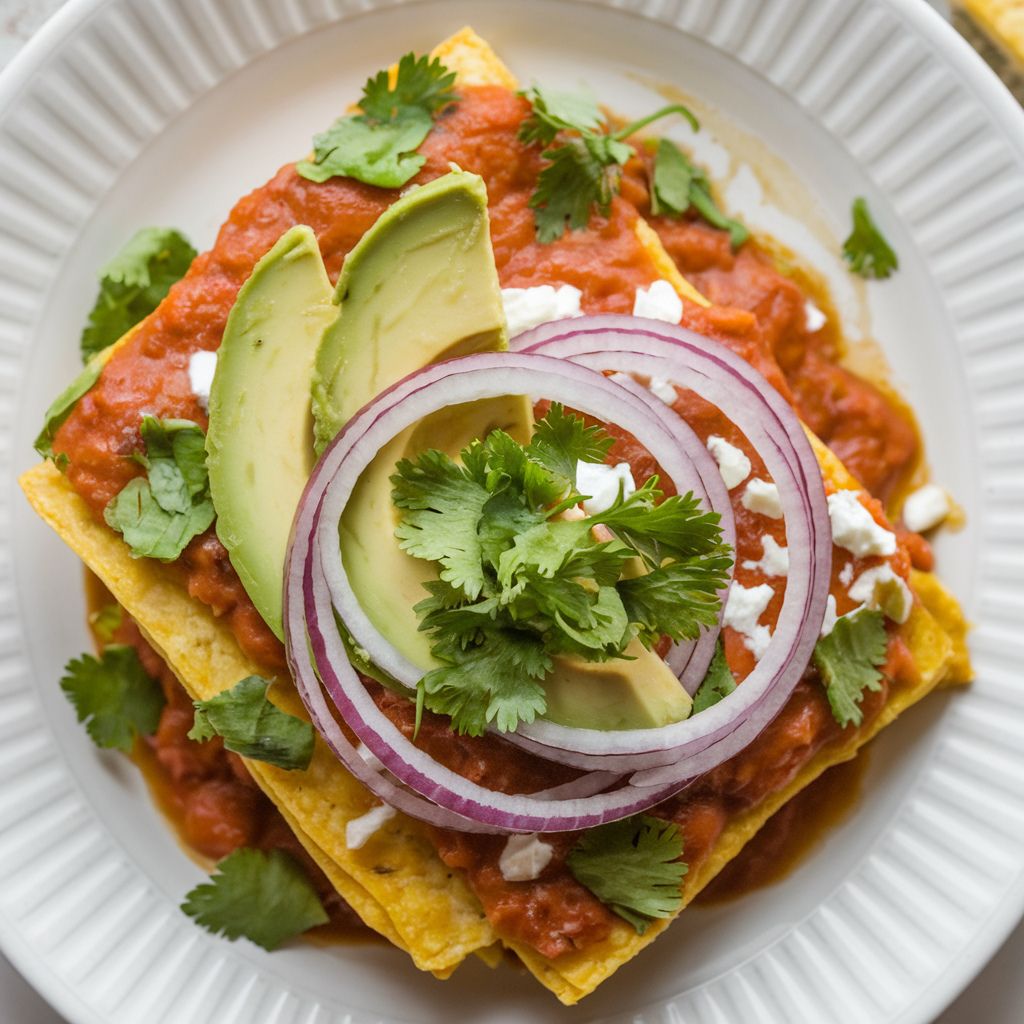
[[519, 84, 698, 243], [81, 227, 196, 362], [567, 814, 687, 933], [813, 608, 889, 728], [842, 197, 898, 280], [181, 848, 328, 950], [104, 415, 215, 561], [391, 405, 732, 737], [60, 645, 164, 752], [189, 676, 315, 771], [690, 641, 736, 715], [650, 138, 748, 249], [297, 53, 457, 189]]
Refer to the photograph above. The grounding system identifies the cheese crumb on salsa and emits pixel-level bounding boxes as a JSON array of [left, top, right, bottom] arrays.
[[632, 279, 683, 323], [188, 350, 218, 411], [743, 534, 789, 578], [723, 581, 775, 660], [902, 483, 949, 533], [499, 833, 555, 882], [706, 434, 752, 490], [501, 284, 582, 337], [828, 490, 897, 558], [848, 564, 912, 624], [741, 478, 784, 519], [575, 460, 637, 516]]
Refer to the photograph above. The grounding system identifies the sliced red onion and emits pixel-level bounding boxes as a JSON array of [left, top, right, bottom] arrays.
[[283, 325, 831, 832]]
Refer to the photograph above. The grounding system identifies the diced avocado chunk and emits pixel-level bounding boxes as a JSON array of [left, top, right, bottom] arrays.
[[206, 225, 338, 639], [311, 169, 509, 453], [545, 641, 693, 729]]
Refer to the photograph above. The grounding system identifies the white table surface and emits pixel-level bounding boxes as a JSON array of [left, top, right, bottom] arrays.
[[1, 0, 1022, 1020]]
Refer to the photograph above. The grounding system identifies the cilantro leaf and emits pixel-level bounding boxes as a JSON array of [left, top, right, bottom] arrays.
[[81, 227, 196, 361], [296, 110, 433, 189], [812, 608, 888, 728], [691, 641, 736, 714], [520, 85, 698, 242], [394, 405, 731, 735], [34, 358, 103, 468], [297, 53, 456, 189], [618, 558, 731, 646], [421, 631, 551, 736], [104, 416, 214, 561], [181, 848, 328, 950], [189, 676, 314, 771], [391, 449, 491, 599], [527, 402, 613, 483], [842, 197, 898, 280], [593, 478, 729, 567], [567, 814, 687, 933], [60, 645, 164, 752], [650, 139, 748, 249]]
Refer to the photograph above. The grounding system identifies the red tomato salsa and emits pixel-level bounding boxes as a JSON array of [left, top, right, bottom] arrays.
[[59, 85, 931, 958]]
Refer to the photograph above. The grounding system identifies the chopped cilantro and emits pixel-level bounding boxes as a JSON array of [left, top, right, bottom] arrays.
[[60, 645, 164, 752], [813, 608, 889, 728], [392, 406, 732, 736], [181, 848, 328, 950], [189, 676, 315, 771], [691, 641, 736, 714], [81, 227, 196, 362], [33, 358, 103, 468], [566, 814, 687, 933], [519, 84, 698, 242], [104, 416, 214, 561], [842, 197, 898, 280], [650, 138, 748, 249], [89, 603, 123, 645], [297, 53, 456, 189]]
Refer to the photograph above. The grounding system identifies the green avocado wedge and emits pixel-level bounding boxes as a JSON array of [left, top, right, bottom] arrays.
[[206, 225, 338, 639], [311, 168, 509, 453]]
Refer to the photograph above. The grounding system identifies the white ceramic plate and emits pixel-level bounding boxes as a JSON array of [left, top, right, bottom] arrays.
[[2, 0, 1023, 1021]]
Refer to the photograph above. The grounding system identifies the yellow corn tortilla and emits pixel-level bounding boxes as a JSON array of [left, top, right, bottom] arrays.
[[21, 25, 971, 1004]]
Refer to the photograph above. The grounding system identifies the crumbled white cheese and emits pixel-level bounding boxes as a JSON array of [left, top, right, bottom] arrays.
[[820, 594, 838, 637], [501, 284, 582, 338], [902, 483, 950, 534], [723, 581, 775, 660], [633, 280, 683, 324], [741, 478, 784, 520], [707, 435, 752, 490], [827, 490, 897, 558], [345, 803, 396, 850], [743, 535, 789, 577], [804, 300, 827, 333], [576, 461, 636, 515], [839, 561, 854, 587], [848, 564, 913, 624], [648, 376, 678, 405], [188, 350, 218, 411], [354, 741, 384, 773], [499, 833, 555, 882]]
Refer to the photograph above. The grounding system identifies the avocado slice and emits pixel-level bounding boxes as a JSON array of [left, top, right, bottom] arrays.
[[311, 169, 509, 452], [206, 225, 338, 639]]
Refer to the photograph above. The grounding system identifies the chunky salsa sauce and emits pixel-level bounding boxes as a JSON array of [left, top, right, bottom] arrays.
[[58, 85, 933, 958]]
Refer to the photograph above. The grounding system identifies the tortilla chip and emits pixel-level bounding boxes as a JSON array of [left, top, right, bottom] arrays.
[[21, 24, 971, 1004]]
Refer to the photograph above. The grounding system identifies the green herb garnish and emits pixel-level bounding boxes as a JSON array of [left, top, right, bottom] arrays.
[[391, 404, 732, 737], [60, 645, 164, 752], [690, 641, 736, 714], [650, 138, 748, 249], [89, 603, 123, 645], [297, 53, 457, 189], [104, 415, 214, 561], [181, 848, 328, 950], [33, 358, 104, 468], [813, 608, 889, 728], [842, 197, 898, 279], [189, 676, 315, 771], [567, 814, 687, 933], [519, 85, 698, 243], [81, 227, 196, 362]]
